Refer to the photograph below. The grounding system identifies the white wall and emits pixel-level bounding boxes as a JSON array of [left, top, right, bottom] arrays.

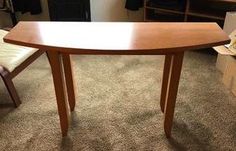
[[0, 0, 143, 28], [90, 0, 143, 22]]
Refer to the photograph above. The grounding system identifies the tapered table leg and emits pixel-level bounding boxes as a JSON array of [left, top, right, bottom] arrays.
[[163, 52, 184, 138], [160, 55, 172, 113], [47, 51, 70, 137], [62, 54, 76, 111]]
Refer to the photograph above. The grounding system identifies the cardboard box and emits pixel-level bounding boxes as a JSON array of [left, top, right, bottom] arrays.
[[214, 46, 235, 73], [223, 12, 236, 35], [222, 56, 236, 96], [214, 12, 236, 96], [216, 54, 230, 73]]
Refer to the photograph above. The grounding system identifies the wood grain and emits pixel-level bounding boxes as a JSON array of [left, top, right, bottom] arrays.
[[4, 22, 229, 55], [164, 52, 184, 138], [47, 51, 70, 137], [3, 22, 230, 138], [160, 55, 172, 113], [62, 54, 76, 111], [0, 67, 21, 107]]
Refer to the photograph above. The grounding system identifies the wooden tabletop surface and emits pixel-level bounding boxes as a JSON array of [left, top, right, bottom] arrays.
[[4, 22, 229, 54]]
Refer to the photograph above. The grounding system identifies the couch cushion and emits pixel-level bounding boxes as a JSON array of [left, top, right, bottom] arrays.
[[0, 29, 38, 72]]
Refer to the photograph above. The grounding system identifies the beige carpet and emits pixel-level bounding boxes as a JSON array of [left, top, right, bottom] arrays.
[[0, 50, 236, 151]]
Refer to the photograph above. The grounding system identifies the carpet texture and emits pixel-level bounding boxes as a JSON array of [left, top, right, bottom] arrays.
[[0, 50, 236, 151]]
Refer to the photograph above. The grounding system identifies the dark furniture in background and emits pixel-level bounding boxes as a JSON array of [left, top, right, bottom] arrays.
[[0, 0, 18, 26], [48, 0, 91, 21], [0, 0, 42, 26], [144, 0, 236, 27]]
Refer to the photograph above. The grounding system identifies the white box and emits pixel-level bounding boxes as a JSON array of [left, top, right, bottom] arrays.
[[223, 12, 236, 35]]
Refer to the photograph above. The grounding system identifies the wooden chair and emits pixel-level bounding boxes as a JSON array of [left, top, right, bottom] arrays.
[[0, 29, 44, 107]]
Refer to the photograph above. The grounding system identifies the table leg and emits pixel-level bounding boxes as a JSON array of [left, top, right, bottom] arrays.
[[62, 54, 76, 111], [47, 51, 70, 137], [163, 52, 184, 138], [160, 55, 172, 113]]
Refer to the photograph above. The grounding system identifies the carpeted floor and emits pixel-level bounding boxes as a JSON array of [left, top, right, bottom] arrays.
[[0, 50, 236, 151]]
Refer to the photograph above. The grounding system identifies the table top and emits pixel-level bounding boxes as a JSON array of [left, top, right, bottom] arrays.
[[4, 22, 229, 55]]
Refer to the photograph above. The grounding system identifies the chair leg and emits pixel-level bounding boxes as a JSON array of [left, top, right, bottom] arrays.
[[0, 69, 21, 107], [0, 50, 45, 108]]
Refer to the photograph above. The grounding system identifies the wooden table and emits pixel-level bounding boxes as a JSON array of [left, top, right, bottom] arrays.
[[3, 22, 229, 138]]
